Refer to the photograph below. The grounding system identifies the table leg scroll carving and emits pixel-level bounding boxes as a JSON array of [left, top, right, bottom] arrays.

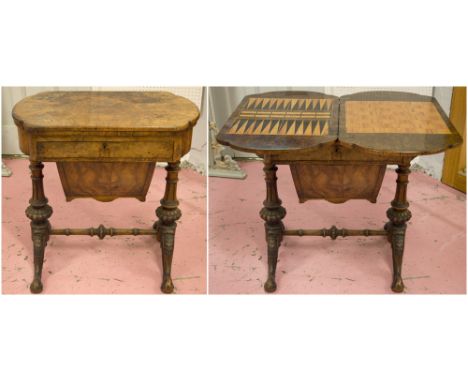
[[25, 161, 53, 294], [155, 162, 182, 294], [386, 164, 412, 293], [260, 160, 286, 293]]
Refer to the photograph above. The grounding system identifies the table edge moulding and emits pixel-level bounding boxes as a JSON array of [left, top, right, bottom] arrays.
[[216, 90, 463, 293]]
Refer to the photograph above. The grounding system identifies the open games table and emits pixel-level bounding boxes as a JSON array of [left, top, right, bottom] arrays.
[[217, 91, 462, 293]]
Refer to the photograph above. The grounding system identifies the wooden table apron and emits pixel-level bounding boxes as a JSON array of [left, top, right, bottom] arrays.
[[216, 91, 463, 293], [12, 91, 200, 294]]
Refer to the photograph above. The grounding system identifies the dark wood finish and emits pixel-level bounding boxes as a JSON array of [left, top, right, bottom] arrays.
[[50, 226, 157, 238], [217, 91, 339, 153], [26, 161, 53, 294], [216, 90, 463, 293], [385, 165, 412, 293], [290, 163, 386, 203], [155, 162, 182, 294], [217, 91, 462, 157], [13, 91, 200, 294], [268, 140, 410, 164], [283, 227, 387, 238], [259, 158, 286, 293], [57, 162, 156, 202]]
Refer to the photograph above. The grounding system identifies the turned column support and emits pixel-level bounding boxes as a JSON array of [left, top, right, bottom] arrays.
[[385, 164, 412, 293], [25, 161, 53, 294], [260, 157, 286, 293], [155, 161, 182, 294]]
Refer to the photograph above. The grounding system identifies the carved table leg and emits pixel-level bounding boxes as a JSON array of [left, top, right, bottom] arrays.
[[386, 164, 412, 293], [260, 159, 286, 293], [25, 161, 53, 294], [155, 162, 181, 294]]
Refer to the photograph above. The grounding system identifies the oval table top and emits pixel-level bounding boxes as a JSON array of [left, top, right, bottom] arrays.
[[13, 91, 200, 133], [216, 91, 462, 156]]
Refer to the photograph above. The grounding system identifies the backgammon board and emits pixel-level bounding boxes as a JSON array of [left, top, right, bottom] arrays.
[[217, 91, 460, 155]]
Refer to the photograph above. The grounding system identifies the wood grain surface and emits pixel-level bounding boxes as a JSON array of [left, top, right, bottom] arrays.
[[217, 91, 462, 157], [345, 101, 451, 134], [13, 91, 200, 132], [57, 162, 156, 202], [13, 91, 200, 294], [290, 163, 386, 203], [13, 91, 199, 163], [215, 90, 464, 294]]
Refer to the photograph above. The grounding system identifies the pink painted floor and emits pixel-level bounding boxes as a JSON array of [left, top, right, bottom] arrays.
[[209, 161, 466, 294], [2, 158, 206, 294]]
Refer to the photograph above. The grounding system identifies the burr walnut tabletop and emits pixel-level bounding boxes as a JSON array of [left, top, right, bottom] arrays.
[[13, 91, 200, 294], [217, 90, 462, 293]]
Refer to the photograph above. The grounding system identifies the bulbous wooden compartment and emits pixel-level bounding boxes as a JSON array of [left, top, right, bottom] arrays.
[[290, 163, 386, 203], [57, 161, 156, 202]]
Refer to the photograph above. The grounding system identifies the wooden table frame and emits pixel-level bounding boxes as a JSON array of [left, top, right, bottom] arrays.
[[260, 155, 410, 293], [217, 90, 462, 293], [13, 91, 199, 294], [26, 160, 182, 294]]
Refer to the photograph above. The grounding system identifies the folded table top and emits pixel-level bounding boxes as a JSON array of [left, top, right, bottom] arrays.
[[13, 91, 200, 133], [12, 91, 200, 162], [216, 91, 462, 156]]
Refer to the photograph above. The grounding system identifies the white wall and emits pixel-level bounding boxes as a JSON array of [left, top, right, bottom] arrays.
[[1, 86, 207, 173], [209, 86, 452, 179], [187, 89, 207, 173]]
